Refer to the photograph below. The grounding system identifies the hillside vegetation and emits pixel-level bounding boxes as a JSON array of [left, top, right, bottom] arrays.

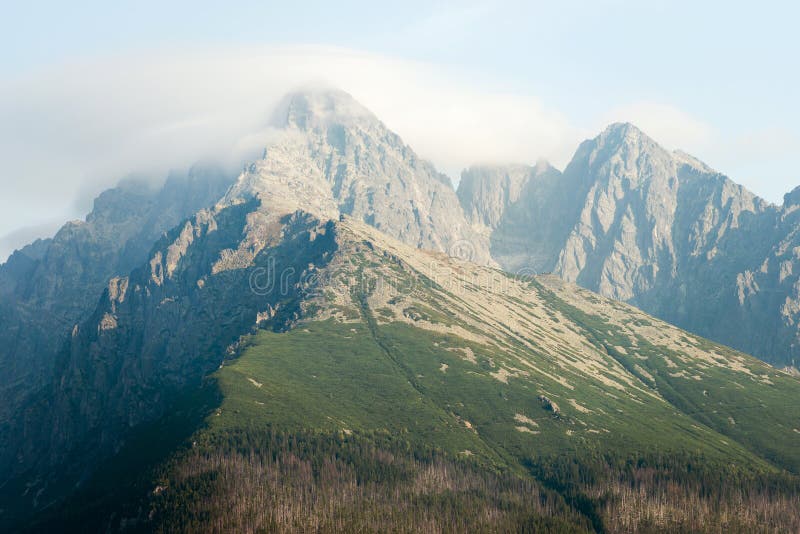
[[33, 218, 800, 533]]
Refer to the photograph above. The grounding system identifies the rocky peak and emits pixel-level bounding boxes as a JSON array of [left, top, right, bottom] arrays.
[[577, 122, 671, 177], [601, 121, 646, 138], [273, 88, 377, 131], [596, 122, 658, 150], [783, 185, 800, 210], [225, 90, 493, 265]]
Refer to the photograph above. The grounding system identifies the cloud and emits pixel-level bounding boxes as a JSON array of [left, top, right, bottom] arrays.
[[0, 45, 581, 257], [5, 45, 778, 263]]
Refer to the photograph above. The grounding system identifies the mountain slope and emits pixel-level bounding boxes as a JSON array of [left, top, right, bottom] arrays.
[[8, 203, 800, 531]]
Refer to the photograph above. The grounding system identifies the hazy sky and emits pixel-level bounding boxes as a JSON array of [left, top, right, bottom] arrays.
[[1, 0, 798, 261]]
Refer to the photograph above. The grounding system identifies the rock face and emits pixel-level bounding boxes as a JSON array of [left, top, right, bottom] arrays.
[[225, 90, 493, 265], [458, 161, 568, 273], [29, 205, 337, 474], [0, 165, 235, 432], [457, 123, 800, 366], [731, 189, 800, 366]]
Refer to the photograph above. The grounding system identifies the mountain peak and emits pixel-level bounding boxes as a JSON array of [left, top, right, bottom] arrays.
[[597, 122, 654, 147], [575, 122, 669, 168], [272, 88, 376, 130], [533, 158, 556, 175], [783, 185, 800, 209]]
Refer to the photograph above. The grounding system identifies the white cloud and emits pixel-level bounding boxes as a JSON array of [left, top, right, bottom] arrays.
[[0, 45, 581, 257], [3, 45, 790, 263]]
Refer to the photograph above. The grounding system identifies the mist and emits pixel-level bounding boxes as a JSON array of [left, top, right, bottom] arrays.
[[0, 45, 793, 263]]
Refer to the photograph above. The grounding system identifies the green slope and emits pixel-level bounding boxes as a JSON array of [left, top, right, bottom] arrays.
[[24, 217, 800, 532], [150, 310, 800, 532], [151, 218, 800, 532], [212, 317, 791, 473]]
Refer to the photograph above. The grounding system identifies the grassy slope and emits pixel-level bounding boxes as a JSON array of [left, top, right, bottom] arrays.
[[56, 285, 799, 532], [214, 317, 791, 475], [532, 279, 800, 472], [211, 321, 499, 464], [176, 311, 800, 532]]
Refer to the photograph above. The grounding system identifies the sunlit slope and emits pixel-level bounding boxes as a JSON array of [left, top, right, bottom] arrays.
[[210, 217, 800, 472]]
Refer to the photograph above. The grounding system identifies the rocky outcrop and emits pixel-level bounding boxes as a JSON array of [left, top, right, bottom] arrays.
[[225, 90, 493, 265], [457, 123, 799, 365], [458, 160, 568, 273], [537, 395, 560, 415], [0, 165, 235, 431]]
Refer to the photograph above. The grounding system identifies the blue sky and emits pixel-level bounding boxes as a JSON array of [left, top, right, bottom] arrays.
[[1, 0, 798, 259]]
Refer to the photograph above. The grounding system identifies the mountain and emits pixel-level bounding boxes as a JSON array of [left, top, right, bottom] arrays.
[[0, 89, 491, 476], [0, 165, 236, 438], [0, 89, 492, 518], [9, 207, 800, 531], [3, 91, 800, 531], [458, 123, 800, 367]]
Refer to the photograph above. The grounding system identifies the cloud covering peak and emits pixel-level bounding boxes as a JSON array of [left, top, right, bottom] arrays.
[[0, 45, 792, 262]]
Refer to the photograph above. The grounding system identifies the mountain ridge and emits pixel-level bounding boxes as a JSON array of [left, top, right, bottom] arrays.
[[3, 89, 800, 531], [457, 121, 799, 366], [8, 208, 800, 531]]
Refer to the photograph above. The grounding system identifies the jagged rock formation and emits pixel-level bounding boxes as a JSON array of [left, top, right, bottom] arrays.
[[458, 160, 574, 274], [731, 187, 800, 366], [225, 90, 493, 265], [0, 165, 235, 433], [458, 123, 800, 366]]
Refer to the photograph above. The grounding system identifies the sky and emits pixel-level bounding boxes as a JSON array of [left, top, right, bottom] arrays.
[[0, 0, 798, 261]]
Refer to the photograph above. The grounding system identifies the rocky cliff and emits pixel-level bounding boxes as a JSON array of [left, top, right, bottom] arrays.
[[457, 123, 800, 365], [0, 165, 235, 434]]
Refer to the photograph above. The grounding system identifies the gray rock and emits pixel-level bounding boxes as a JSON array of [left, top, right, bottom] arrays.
[[0, 164, 235, 458], [458, 123, 800, 366], [225, 90, 493, 266]]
